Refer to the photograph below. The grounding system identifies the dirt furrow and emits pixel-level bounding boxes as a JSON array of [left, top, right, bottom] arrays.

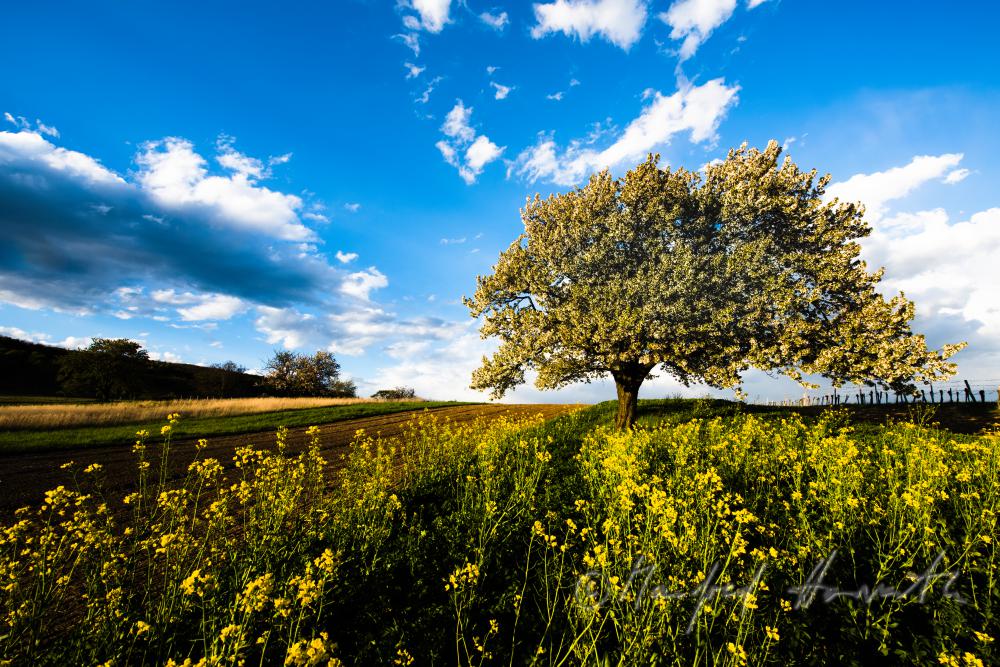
[[0, 404, 581, 518]]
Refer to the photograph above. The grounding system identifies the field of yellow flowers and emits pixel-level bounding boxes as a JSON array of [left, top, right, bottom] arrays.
[[1, 399, 997, 665]]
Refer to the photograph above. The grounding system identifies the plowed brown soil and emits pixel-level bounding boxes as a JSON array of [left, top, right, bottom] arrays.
[[0, 403, 582, 519]]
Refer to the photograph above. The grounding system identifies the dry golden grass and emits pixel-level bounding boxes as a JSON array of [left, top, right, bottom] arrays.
[[0, 396, 410, 430]]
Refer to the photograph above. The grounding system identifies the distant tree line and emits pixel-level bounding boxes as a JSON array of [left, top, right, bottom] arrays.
[[0, 336, 359, 400]]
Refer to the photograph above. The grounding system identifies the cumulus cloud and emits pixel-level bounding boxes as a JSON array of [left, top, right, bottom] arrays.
[[135, 137, 313, 241], [823, 153, 964, 221], [819, 156, 1000, 383], [405, 0, 452, 32], [340, 267, 389, 301], [0, 129, 347, 316], [861, 207, 1000, 352], [531, 0, 648, 50], [436, 100, 505, 184], [513, 77, 739, 185], [659, 0, 737, 61], [0, 326, 50, 343], [335, 250, 358, 264]]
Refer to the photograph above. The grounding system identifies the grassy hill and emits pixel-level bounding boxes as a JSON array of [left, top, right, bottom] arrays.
[[0, 335, 264, 399]]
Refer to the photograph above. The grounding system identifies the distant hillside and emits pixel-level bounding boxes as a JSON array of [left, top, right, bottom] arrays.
[[0, 335, 264, 399]]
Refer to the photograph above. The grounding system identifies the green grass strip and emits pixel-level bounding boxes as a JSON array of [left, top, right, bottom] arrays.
[[0, 401, 473, 453]]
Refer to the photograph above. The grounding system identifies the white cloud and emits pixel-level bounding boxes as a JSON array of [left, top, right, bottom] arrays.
[[394, 33, 421, 56], [254, 303, 461, 357], [823, 153, 964, 221], [746, 0, 769, 8], [441, 100, 476, 142], [944, 168, 970, 184], [340, 267, 389, 301], [2, 114, 57, 137], [149, 350, 184, 363], [151, 289, 247, 321], [659, 0, 737, 61], [486, 65, 499, 75], [0, 326, 50, 343], [57, 336, 92, 350], [404, 62, 425, 79], [546, 91, 565, 101], [490, 82, 513, 100], [344, 202, 361, 212], [216, 138, 268, 179], [385, 339, 433, 360], [0, 129, 123, 186], [514, 77, 739, 185], [465, 135, 504, 172], [480, 10, 509, 30], [335, 250, 359, 263], [862, 207, 1000, 344], [440, 236, 467, 245], [35, 121, 59, 138], [532, 0, 648, 50], [416, 76, 443, 104], [407, 0, 452, 32], [135, 137, 313, 241], [437, 101, 505, 184]]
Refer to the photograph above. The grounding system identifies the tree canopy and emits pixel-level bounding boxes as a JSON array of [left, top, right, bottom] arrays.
[[57, 338, 150, 401], [263, 350, 356, 397], [465, 142, 965, 429]]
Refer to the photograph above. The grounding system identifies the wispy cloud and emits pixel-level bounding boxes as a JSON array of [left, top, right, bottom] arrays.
[[824, 153, 965, 221], [480, 10, 509, 30], [514, 78, 739, 185], [490, 82, 514, 99]]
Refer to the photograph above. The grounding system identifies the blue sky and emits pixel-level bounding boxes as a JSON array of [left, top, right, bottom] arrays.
[[1, 0, 998, 402]]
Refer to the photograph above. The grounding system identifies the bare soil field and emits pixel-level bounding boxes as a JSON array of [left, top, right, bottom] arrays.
[[0, 403, 581, 518]]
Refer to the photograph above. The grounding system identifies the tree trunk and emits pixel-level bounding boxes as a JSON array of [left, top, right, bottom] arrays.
[[613, 372, 644, 430]]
